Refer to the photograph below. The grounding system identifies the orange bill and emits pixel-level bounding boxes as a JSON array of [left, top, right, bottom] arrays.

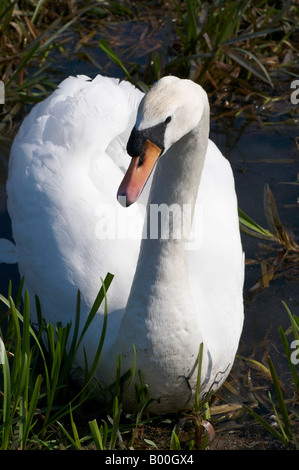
[[117, 139, 161, 207]]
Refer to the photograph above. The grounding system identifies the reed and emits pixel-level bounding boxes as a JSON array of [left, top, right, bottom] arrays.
[[0, 274, 115, 449], [244, 302, 299, 449]]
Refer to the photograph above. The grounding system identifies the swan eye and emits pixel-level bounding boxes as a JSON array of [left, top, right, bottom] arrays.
[[164, 116, 172, 124]]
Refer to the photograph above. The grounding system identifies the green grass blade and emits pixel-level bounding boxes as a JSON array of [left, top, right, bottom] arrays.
[[99, 39, 131, 80], [109, 396, 122, 450], [15, 277, 25, 309], [1, 349, 12, 449], [22, 374, 42, 449], [46, 323, 55, 358], [6, 42, 42, 89], [122, 343, 137, 394], [238, 208, 275, 240], [278, 325, 299, 392], [11, 352, 29, 421], [223, 27, 284, 46], [282, 301, 299, 342], [56, 291, 80, 386], [195, 342, 204, 411], [69, 405, 82, 450], [170, 427, 181, 450], [22, 291, 31, 357], [244, 405, 288, 445], [0, 0, 17, 33], [80, 276, 111, 388], [235, 47, 273, 87], [31, 0, 47, 23], [267, 357, 292, 439], [268, 391, 289, 443], [9, 298, 22, 386], [89, 419, 105, 450], [280, 302, 299, 392], [56, 420, 80, 450], [75, 272, 114, 354], [222, 46, 273, 86]]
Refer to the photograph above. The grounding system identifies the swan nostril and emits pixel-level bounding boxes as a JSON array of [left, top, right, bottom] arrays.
[[138, 150, 145, 167]]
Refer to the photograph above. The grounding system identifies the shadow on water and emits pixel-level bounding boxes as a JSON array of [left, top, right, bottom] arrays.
[[0, 139, 20, 300], [211, 115, 299, 372]]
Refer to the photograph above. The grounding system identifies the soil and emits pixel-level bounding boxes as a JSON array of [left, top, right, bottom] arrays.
[[110, 357, 299, 451]]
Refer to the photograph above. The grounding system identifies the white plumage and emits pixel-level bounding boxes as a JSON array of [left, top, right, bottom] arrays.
[[0, 74, 244, 413]]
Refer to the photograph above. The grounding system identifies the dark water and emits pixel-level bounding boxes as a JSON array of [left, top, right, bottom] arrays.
[[211, 118, 299, 374]]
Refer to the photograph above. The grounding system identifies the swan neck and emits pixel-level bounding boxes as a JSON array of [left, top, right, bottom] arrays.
[[117, 102, 210, 354], [145, 105, 209, 241]]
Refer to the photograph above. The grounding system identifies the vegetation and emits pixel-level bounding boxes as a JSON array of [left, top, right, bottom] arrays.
[[0, 0, 298, 137], [239, 183, 299, 291], [244, 302, 299, 448], [1, 276, 298, 449], [0, 0, 298, 450], [0, 274, 114, 450]]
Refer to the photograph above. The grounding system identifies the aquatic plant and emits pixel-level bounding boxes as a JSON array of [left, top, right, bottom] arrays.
[[169, 343, 215, 450], [1, 0, 298, 141], [239, 183, 299, 291], [0, 274, 114, 449], [0, 1, 91, 105], [244, 302, 299, 449], [97, 0, 298, 114], [170, 0, 297, 85]]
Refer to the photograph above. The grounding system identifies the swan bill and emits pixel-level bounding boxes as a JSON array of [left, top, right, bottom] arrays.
[[117, 139, 161, 207]]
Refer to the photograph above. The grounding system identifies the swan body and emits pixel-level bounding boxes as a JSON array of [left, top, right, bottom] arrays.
[[0, 74, 244, 414]]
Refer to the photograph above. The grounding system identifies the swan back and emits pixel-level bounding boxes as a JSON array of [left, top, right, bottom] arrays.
[[6, 76, 144, 340]]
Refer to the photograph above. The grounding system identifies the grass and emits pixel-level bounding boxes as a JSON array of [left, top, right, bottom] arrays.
[[0, 0, 298, 139], [0, 0, 298, 451], [171, 0, 297, 85], [1, 1, 69, 100], [244, 302, 299, 448], [0, 278, 212, 450], [1, 276, 298, 450], [0, 273, 116, 449], [97, 0, 298, 116]]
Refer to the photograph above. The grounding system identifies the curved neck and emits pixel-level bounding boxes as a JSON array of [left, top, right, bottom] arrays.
[[118, 104, 210, 349], [144, 104, 209, 241]]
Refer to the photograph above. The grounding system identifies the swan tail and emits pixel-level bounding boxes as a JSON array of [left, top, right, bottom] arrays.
[[0, 239, 18, 264]]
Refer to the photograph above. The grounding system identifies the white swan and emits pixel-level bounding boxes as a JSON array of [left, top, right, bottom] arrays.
[[0, 74, 244, 414]]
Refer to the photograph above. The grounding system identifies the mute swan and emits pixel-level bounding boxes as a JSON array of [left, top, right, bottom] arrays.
[[0, 74, 244, 414]]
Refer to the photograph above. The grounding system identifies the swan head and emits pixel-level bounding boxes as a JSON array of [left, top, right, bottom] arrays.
[[117, 76, 209, 207]]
